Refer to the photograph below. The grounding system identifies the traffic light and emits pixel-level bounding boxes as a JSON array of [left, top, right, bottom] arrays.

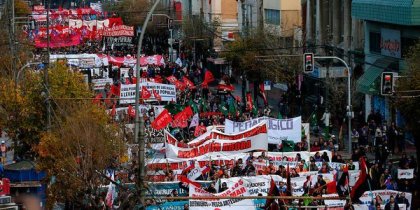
[[168, 18, 173, 29], [381, 72, 394, 95], [303, 53, 314, 73]]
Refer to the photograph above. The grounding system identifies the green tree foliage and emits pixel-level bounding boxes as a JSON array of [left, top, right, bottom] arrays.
[[222, 30, 300, 84], [103, 0, 150, 26], [395, 43, 420, 182]]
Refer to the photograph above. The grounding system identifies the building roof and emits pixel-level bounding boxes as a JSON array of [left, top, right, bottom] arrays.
[[352, 0, 420, 25]]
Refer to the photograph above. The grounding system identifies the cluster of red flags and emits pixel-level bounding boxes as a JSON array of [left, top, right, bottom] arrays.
[[246, 92, 253, 111], [171, 106, 193, 128], [151, 109, 173, 130]]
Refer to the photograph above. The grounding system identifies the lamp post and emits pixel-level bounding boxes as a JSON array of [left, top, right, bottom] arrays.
[[134, 0, 161, 206], [314, 56, 352, 155]]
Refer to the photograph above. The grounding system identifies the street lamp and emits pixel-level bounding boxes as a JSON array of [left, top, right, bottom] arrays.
[[314, 56, 352, 155], [134, 0, 161, 206], [15, 62, 43, 87]]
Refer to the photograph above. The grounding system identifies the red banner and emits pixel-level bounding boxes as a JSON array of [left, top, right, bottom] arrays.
[[102, 25, 134, 37], [34, 33, 81, 48]]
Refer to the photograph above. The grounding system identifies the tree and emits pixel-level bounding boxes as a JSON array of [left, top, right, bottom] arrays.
[[394, 43, 420, 186], [222, 30, 301, 114], [181, 15, 217, 55], [0, 0, 32, 78], [103, 0, 151, 26], [36, 104, 125, 208]]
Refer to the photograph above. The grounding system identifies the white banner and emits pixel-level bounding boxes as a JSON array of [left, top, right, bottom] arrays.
[[398, 169, 414, 179], [142, 82, 177, 102], [92, 78, 113, 90], [252, 150, 332, 162], [166, 124, 268, 159], [323, 194, 347, 207], [359, 190, 412, 210], [220, 175, 284, 195], [225, 116, 302, 144], [189, 179, 255, 210], [120, 82, 176, 104]]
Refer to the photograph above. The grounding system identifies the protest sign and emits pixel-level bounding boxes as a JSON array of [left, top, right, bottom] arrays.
[[220, 175, 284, 196], [146, 201, 188, 210], [359, 190, 412, 210], [120, 83, 176, 104], [252, 150, 332, 162], [323, 194, 347, 207], [92, 78, 113, 90], [166, 124, 268, 159], [225, 116, 302, 144], [398, 169, 414, 179], [189, 179, 254, 210]]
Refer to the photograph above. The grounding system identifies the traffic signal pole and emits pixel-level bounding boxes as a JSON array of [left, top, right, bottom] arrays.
[[134, 0, 161, 207], [314, 56, 352, 155]]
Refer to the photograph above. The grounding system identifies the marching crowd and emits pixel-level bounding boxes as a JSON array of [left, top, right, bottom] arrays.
[[93, 58, 417, 209], [44, 48, 417, 209]]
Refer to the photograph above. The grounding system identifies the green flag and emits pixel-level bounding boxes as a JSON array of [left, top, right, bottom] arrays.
[[310, 112, 317, 126], [252, 104, 258, 116], [164, 103, 183, 115], [303, 194, 312, 206], [219, 103, 228, 116], [199, 99, 208, 112], [282, 140, 295, 152], [228, 101, 236, 115], [188, 99, 199, 113], [277, 112, 283, 119]]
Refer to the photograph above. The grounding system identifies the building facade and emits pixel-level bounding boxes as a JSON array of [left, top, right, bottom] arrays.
[[352, 0, 420, 124]]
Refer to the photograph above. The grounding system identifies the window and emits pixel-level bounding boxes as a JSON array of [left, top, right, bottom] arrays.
[[401, 37, 418, 58], [369, 32, 381, 53], [264, 9, 280, 25]]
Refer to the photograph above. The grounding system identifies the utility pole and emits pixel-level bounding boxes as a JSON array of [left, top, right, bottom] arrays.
[[324, 61, 330, 139], [315, 56, 352, 155], [45, 0, 51, 130], [134, 0, 161, 207]]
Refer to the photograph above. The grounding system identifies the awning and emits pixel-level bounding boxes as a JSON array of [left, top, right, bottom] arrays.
[[356, 58, 397, 95]]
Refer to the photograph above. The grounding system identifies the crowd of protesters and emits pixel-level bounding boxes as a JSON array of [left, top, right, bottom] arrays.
[[45, 49, 418, 209]]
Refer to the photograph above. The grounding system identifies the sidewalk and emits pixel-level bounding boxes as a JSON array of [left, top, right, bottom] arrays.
[[232, 79, 284, 113]]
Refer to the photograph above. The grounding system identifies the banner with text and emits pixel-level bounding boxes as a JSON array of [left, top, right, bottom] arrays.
[[225, 116, 302, 144], [120, 82, 176, 104], [189, 179, 255, 210], [166, 124, 268, 160]]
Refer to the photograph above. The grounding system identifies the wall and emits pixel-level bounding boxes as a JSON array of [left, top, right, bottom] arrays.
[[221, 0, 237, 21]]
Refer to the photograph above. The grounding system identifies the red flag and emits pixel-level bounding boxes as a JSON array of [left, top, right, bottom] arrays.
[[93, 93, 102, 105], [153, 89, 162, 101], [128, 105, 135, 118], [326, 178, 337, 194], [351, 158, 369, 202], [246, 92, 253, 111], [179, 176, 201, 188], [265, 178, 280, 208], [154, 75, 163, 83], [110, 84, 120, 96], [217, 84, 235, 92], [183, 76, 195, 88], [167, 76, 186, 90], [194, 125, 206, 137], [166, 75, 178, 84], [172, 106, 193, 128], [110, 104, 116, 117], [151, 109, 173, 130], [141, 86, 151, 99], [259, 83, 268, 106], [202, 70, 214, 86]]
